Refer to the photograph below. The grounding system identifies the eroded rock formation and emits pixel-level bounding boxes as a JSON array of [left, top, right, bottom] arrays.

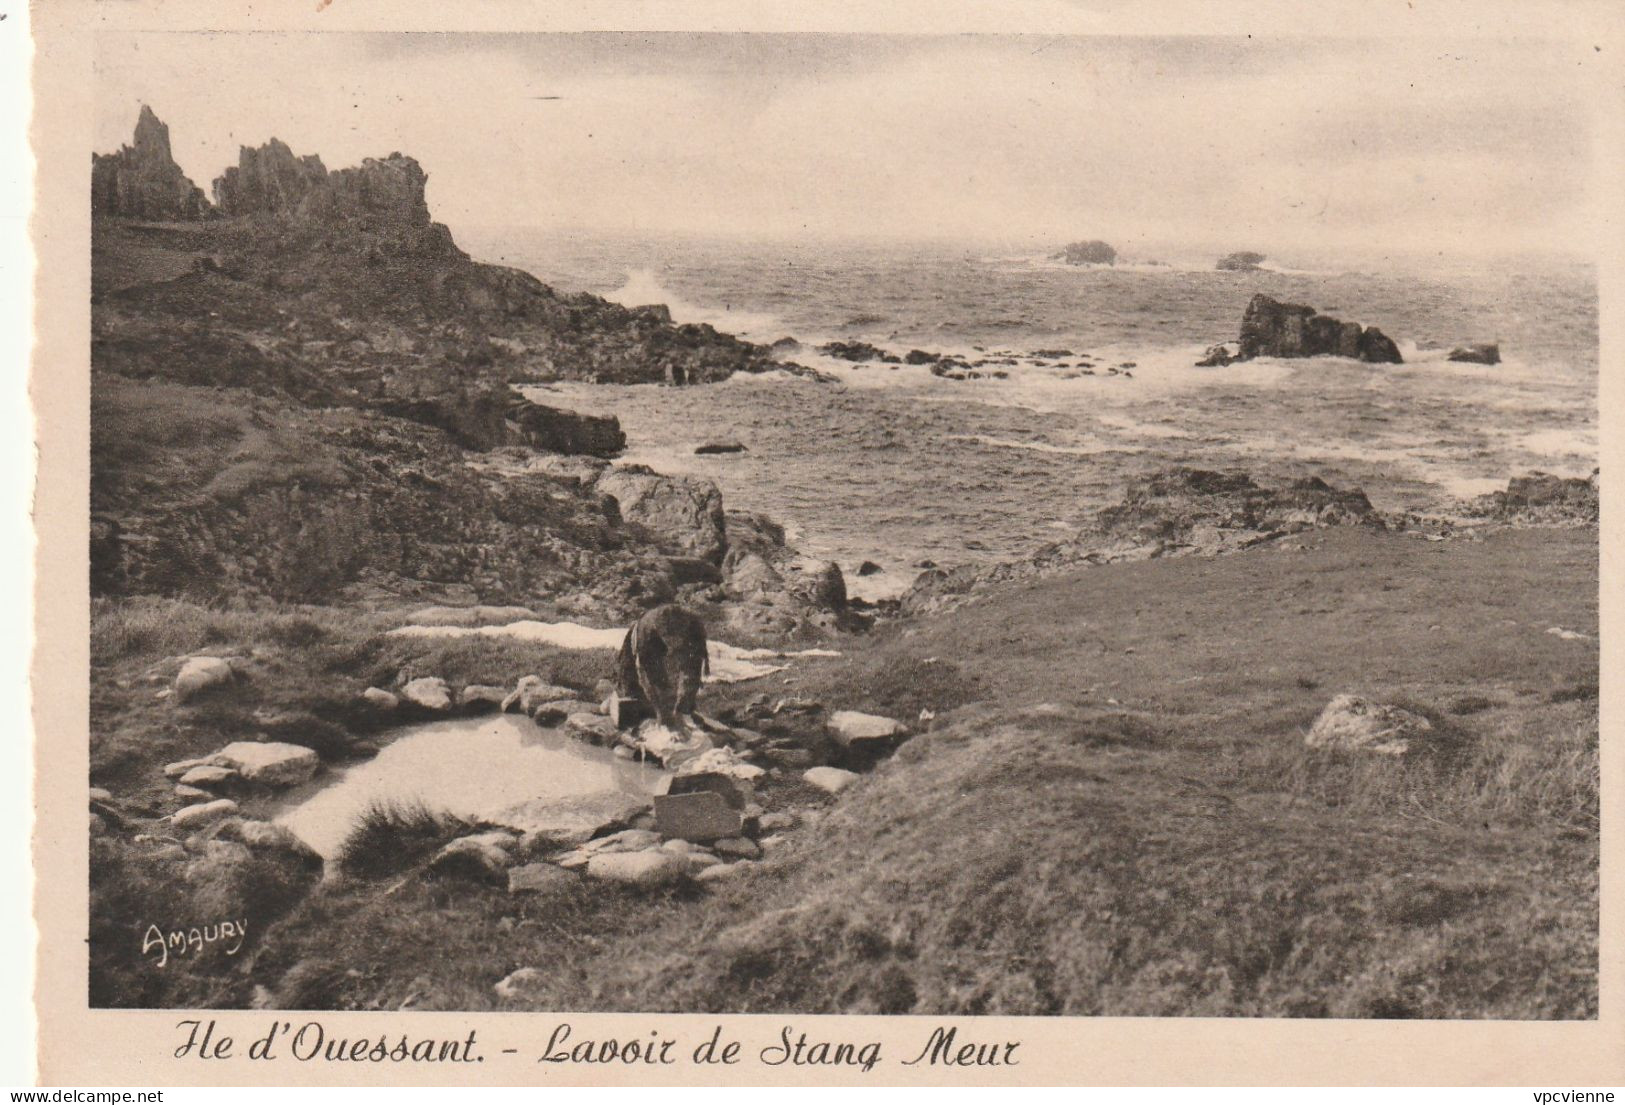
[[91, 106, 212, 221]]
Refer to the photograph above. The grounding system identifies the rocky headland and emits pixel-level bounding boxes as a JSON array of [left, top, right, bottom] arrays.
[[92, 108, 844, 626]]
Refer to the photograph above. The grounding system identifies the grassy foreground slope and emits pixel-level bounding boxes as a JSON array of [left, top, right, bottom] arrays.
[[236, 525, 1595, 1019]]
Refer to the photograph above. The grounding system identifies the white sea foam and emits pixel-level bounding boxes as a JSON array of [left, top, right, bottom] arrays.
[[1519, 428, 1597, 459], [606, 267, 787, 341]]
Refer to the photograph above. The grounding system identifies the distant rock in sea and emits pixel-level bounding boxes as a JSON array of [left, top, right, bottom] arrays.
[[1200, 294, 1403, 366], [1053, 240, 1117, 266], [1447, 343, 1501, 365], [1216, 251, 1266, 272], [91, 106, 212, 221]]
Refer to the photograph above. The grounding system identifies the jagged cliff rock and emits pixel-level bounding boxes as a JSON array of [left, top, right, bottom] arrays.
[[214, 141, 432, 226], [91, 106, 212, 221], [211, 139, 329, 218]]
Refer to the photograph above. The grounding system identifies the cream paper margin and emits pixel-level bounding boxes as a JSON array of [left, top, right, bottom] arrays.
[[29, 0, 1625, 1086]]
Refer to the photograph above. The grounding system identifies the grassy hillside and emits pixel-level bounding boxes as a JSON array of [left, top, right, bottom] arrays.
[[100, 525, 1593, 1017]]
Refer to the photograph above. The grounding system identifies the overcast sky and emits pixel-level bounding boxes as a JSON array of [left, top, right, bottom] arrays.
[[94, 31, 1599, 256]]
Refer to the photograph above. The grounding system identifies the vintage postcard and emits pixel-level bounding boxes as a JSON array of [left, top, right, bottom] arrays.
[[28, 0, 1625, 1086]]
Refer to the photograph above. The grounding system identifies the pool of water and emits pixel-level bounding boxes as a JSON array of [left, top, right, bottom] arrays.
[[268, 714, 667, 858]]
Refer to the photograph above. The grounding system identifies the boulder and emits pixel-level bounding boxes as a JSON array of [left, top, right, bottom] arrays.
[[696, 862, 747, 883], [174, 657, 233, 703], [592, 465, 727, 564], [787, 559, 847, 612], [1447, 342, 1501, 365], [361, 687, 399, 711], [508, 862, 576, 895], [695, 442, 748, 455], [1216, 251, 1266, 272], [496, 792, 650, 845], [584, 850, 688, 887], [827, 711, 907, 747], [171, 799, 239, 831], [501, 676, 579, 716], [1195, 342, 1240, 368], [653, 791, 743, 842], [713, 837, 761, 860], [534, 698, 600, 726], [208, 741, 320, 787], [427, 835, 514, 884], [178, 765, 238, 789], [458, 684, 509, 712], [681, 852, 724, 875], [213, 818, 321, 865], [803, 766, 861, 795], [574, 829, 662, 856], [856, 560, 882, 577], [1305, 694, 1433, 755], [400, 677, 453, 712], [565, 712, 620, 746]]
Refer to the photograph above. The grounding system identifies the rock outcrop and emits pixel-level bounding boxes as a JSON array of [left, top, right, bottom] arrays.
[[1054, 240, 1117, 266], [1216, 251, 1266, 272], [903, 467, 1382, 616], [91, 106, 212, 221], [1469, 471, 1598, 525], [505, 397, 626, 457], [1234, 294, 1402, 364]]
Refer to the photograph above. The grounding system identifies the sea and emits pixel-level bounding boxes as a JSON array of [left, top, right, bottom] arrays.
[[456, 228, 1598, 601]]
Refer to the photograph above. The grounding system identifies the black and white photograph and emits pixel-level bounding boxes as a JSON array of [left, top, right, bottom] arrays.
[[72, 20, 1603, 1034]]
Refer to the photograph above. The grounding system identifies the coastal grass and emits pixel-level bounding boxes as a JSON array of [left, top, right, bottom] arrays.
[[335, 799, 476, 880], [91, 525, 1598, 1017]]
